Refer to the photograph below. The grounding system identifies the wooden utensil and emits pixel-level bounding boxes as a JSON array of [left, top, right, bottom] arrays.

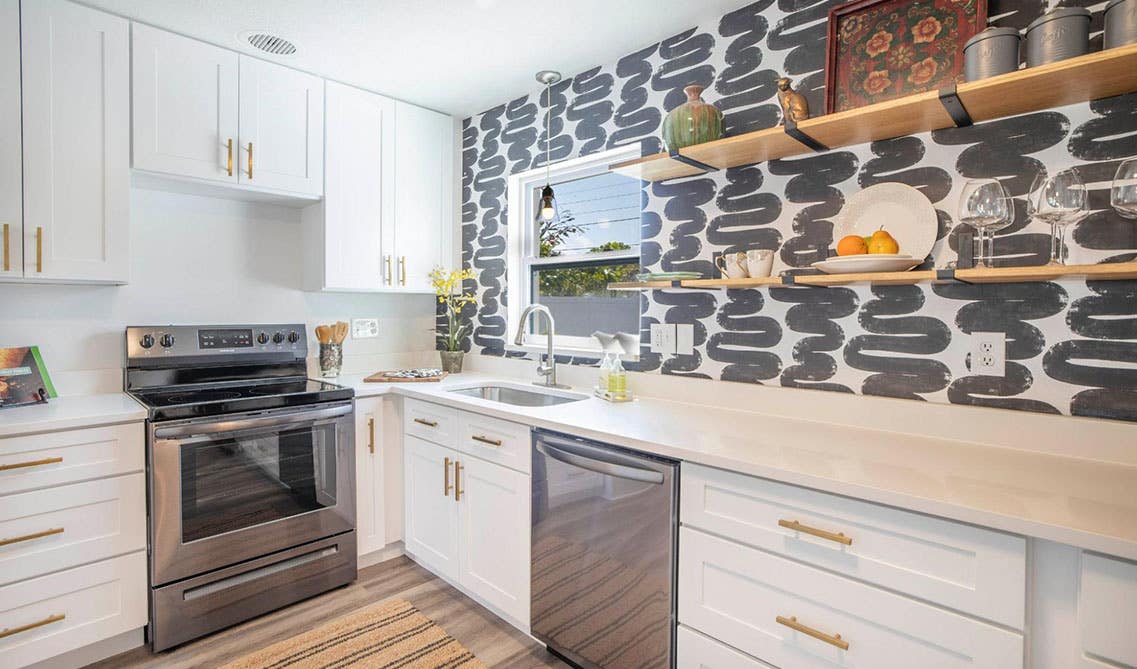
[[315, 325, 331, 344]]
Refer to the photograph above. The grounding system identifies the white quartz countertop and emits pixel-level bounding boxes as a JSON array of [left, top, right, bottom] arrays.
[[0, 393, 146, 438], [337, 371, 1137, 562]]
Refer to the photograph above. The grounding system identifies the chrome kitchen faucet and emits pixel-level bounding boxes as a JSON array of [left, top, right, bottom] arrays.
[[513, 304, 570, 389]]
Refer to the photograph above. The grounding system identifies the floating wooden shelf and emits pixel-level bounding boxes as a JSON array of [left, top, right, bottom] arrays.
[[608, 262, 1137, 290], [610, 44, 1137, 181]]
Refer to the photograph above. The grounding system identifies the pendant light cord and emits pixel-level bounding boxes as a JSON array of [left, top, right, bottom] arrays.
[[545, 80, 551, 183]]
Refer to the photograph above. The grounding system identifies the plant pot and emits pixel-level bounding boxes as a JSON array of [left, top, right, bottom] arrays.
[[439, 351, 464, 374], [661, 85, 723, 152]]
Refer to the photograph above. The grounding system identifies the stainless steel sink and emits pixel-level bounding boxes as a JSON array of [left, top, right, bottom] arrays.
[[449, 384, 587, 407]]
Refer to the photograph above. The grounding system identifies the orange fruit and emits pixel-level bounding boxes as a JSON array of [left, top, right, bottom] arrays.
[[868, 234, 899, 254], [836, 234, 868, 256]]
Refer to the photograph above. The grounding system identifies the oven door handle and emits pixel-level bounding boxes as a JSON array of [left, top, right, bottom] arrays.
[[154, 404, 352, 439]]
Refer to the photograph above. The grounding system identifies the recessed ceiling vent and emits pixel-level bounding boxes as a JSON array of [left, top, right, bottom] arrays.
[[242, 31, 297, 56]]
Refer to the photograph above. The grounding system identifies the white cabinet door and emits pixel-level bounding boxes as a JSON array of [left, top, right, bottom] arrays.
[[355, 397, 385, 557], [131, 23, 239, 183], [21, 0, 130, 283], [238, 56, 323, 196], [404, 435, 459, 581], [320, 81, 394, 290], [0, 0, 21, 278], [392, 101, 453, 291], [457, 455, 530, 626]]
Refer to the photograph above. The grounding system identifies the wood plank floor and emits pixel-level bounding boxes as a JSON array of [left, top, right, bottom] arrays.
[[88, 555, 569, 669]]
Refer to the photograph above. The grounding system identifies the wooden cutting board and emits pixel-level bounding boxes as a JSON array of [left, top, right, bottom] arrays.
[[363, 371, 449, 383]]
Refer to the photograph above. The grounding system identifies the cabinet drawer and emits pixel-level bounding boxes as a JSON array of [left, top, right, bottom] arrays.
[[1, 473, 145, 586], [679, 527, 1023, 669], [1080, 553, 1137, 667], [681, 463, 1026, 628], [678, 625, 775, 669], [0, 551, 147, 668], [403, 399, 458, 447], [0, 424, 144, 496], [456, 411, 530, 474]]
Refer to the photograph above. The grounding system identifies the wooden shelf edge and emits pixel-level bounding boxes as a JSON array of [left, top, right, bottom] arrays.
[[608, 280, 677, 291], [955, 261, 1137, 283], [683, 276, 784, 288], [794, 269, 939, 286]]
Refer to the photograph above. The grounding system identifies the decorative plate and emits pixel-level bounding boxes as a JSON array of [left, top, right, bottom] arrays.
[[834, 183, 938, 261], [811, 255, 923, 274]]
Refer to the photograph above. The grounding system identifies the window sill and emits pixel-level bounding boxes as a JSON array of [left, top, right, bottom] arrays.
[[507, 343, 640, 362]]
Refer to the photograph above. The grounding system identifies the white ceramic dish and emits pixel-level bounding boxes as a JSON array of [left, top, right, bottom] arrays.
[[811, 255, 923, 274], [835, 183, 937, 261]]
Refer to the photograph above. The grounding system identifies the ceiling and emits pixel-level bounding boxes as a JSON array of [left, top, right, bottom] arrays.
[[80, 0, 747, 117]]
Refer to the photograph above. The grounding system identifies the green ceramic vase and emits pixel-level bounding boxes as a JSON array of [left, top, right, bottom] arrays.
[[661, 85, 723, 152]]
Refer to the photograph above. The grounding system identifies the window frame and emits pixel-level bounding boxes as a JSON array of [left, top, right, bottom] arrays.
[[506, 144, 643, 356]]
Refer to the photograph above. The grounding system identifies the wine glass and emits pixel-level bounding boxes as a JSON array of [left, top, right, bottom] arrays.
[[958, 179, 1010, 267], [1111, 159, 1137, 220], [1028, 169, 1086, 266]]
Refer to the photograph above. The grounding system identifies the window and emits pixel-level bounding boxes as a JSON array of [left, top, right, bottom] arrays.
[[507, 145, 642, 354]]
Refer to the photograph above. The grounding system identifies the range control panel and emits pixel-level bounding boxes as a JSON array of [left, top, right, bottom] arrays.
[[126, 324, 308, 360]]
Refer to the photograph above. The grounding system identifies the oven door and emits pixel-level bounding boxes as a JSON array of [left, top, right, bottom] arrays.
[[149, 401, 355, 586]]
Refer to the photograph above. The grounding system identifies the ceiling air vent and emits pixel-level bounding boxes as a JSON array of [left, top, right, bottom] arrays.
[[242, 32, 297, 57]]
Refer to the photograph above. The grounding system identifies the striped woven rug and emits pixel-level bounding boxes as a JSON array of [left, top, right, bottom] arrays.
[[220, 599, 487, 669]]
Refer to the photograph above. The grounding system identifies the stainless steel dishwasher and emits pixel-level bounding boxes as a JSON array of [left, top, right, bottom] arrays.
[[531, 429, 678, 669]]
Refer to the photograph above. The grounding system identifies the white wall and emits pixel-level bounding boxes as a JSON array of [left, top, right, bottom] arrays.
[[0, 188, 437, 394]]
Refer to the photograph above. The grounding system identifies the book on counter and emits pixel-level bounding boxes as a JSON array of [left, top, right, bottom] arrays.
[[0, 346, 57, 409]]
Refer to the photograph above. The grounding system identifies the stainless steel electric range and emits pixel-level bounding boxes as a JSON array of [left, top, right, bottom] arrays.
[[125, 324, 357, 651]]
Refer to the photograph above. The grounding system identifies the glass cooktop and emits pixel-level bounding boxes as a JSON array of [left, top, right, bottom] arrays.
[[129, 379, 353, 421]]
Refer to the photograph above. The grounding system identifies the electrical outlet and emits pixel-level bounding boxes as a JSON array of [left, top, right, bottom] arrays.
[[970, 331, 1005, 376], [352, 318, 380, 339], [649, 323, 677, 354], [675, 324, 694, 355]]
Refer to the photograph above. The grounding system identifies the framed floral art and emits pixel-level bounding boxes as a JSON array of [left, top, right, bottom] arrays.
[[824, 0, 988, 113]]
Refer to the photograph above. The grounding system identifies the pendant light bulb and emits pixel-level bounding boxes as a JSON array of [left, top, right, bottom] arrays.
[[534, 70, 562, 226]]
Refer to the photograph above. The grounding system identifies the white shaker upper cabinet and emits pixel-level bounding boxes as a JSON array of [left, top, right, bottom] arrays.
[[20, 0, 130, 284], [132, 24, 239, 183], [238, 57, 324, 197], [0, 0, 21, 278], [391, 101, 454, 291]]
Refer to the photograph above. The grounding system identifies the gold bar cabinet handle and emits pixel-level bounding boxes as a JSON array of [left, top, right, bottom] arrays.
[[384, 255, 393, 285], [776, 615, 849, 651], [413, 418, 438, 428], [0, 456, 63, 472], [471, 435, 502, 447], [226, 138, 233, 176], [367, 418, 375, 454], [2, 222, 9, 271], [35, 226, 43, 273], [778, 519, 852, 546], [443, 456, 453, 496], [399, 256, 406, 286], [0, 527, 64, 548], [454, 460, 463, 501], [247, 142, 253, 179], [0, 613, 66, 640]]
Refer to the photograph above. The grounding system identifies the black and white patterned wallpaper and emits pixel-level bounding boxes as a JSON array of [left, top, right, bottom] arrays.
[[461, 0, 1137, 422]]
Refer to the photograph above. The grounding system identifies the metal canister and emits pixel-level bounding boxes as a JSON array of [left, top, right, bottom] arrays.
[[964, 27, 1021, 80], [1025, 7, 1091, 67], [1105, 0, 1137, 49]]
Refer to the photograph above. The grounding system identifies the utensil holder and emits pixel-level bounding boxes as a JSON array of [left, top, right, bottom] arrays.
[[319, 343, 342, 377]]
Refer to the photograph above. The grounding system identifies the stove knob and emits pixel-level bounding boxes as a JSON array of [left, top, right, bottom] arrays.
[[139, 334, 155, 349], [272, 332, 285, 344], [287, 331, 300, 344], [159, 334, 176, 348], [256, 332, 270, 345]]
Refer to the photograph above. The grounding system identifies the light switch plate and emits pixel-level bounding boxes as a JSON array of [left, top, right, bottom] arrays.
[[649, 323, 677, 354], [675, 324, 694, 355], [970, 331, 1005, 376], [352, 318, 380, 339]]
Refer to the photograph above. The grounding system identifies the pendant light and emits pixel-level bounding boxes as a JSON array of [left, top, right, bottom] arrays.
[[534, 70, 562, 225]]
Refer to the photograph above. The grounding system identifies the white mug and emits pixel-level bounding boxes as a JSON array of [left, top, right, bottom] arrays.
[[746, 249, 775, 278], [715, 252, 748, 279]]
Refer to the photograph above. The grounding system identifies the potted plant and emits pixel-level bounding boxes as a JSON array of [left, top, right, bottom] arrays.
[[430, 266, 477, 373]]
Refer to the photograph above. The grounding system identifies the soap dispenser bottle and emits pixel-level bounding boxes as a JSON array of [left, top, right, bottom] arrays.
[[597, 352, 613, 392], [608, 355, 627, 398]]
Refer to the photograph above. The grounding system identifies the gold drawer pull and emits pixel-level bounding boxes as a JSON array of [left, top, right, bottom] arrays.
[[778, 519, 852, 546], [399, 256, 406, 286], [454, 460, 463, 501], [444, 456, 453, 496], [385, 255, 393, 285], [0, 527, 64, 548], [247, 142, 254, 179], [776, 615, 849, 651], [413, 418, 438, 428], [471, 435, 502, 447], [35, 226, 43, 273], [2, 222, 9, 271], [367, 418, 375, 454], [0, 457, 63, 472], [226, 138, 234, 176], [0, 613, 66, 640]]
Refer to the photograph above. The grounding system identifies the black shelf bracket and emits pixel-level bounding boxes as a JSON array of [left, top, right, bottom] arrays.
[[783, 118, 829, 153], [670, 280, 684, 288], [936, 269, 957, 282], [938, 86, 974, 127], [668, 150, 718, 173]]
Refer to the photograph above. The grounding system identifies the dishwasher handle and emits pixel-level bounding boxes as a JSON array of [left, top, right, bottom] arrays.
[[535, 436, 666, 484]]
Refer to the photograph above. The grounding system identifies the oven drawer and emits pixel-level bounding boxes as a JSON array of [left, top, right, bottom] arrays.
[[150, 532, 357, 651], [0, 423, 144, 496], [680, 463, 1026, 629], [0, 551, 147, 668], [679, 527, 1023, 669], [456, 411, 530, 474], [1, 473, 145, 586], [404, 399, 458, 447]]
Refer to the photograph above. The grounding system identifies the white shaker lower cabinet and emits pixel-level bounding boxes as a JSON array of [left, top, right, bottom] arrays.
[[404, 435, 461, 581], [1079, 553, 1137, 667], [355, 397, 386, 557], [677, 625, 776, 669]]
